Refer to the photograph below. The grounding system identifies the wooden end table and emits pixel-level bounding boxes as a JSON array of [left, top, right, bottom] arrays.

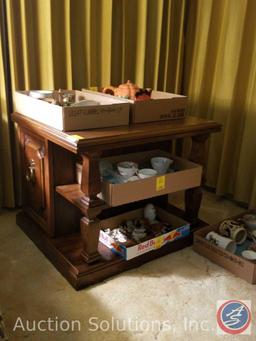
[[12, 112, 221, 289]]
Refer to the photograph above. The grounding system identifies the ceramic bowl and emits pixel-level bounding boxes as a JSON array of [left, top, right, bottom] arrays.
[[138, 168, 157, 179], [117, 161, 138, 178], [242, 250, 256, 261], [151, 157, 173, 175], [29, 90, 53, 99], [243, 214, 256, 230]]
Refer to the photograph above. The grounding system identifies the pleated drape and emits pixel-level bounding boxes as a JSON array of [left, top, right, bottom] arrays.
[[6, 0, 186, 91], [183, 0, 256, 207], [1, 0, 256, 208], [0, 0, 15, 208]]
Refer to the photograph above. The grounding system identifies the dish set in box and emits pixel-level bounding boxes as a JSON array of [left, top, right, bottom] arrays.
[[193, 213, 256, 284], [82, 85, 187, 124], [99, 206, 190, 260], [14, 89, 130, 131], [100, 150, 202, 207]]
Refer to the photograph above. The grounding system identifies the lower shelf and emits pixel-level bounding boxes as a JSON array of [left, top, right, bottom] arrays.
[[16, 207, 207, 290]]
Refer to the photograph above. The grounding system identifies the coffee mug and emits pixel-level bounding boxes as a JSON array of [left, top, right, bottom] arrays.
[[219, 219, 247, 245], [206, 231, 236, 253]]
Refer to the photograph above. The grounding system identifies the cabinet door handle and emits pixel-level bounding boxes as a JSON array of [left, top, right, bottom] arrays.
[[25, 160, 36, 185]]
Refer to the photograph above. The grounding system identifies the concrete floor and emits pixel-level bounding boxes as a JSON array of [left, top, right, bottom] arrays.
[[0, 191, 255, 341]]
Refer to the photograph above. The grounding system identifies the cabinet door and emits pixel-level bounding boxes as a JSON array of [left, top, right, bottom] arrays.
[[24, 135, 45, 210], [22, 132, 53, 235]]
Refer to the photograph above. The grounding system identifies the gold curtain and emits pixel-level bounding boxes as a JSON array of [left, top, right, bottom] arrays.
[[2, 0, 256, 208], [1, 0, 185, 208], [183, 0, 256, 207], [6, 0, 185, 91], [0, 1, 15, 208]]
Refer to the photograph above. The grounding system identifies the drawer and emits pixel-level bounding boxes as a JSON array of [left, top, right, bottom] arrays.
[[100, 150, 202, 206]]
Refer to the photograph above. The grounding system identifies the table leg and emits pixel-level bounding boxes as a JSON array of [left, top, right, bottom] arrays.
[[81, 151, 102, 204], [80, 151, 104, 263], [185, 134, 209, 220], [80, 215, 102, 263]]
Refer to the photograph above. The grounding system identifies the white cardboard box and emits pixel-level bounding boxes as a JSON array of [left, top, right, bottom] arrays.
[[14, 90, 130, 131]]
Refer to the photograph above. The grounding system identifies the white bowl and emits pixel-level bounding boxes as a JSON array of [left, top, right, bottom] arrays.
[[138, 168, 157, 179], [151, 157, 173, 175], [117, 161, 138, 178], [242, 250, 256, 261], [29, 90, 53, 99]]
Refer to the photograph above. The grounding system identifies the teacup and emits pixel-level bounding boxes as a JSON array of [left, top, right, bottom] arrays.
[[117, 161, 138, 178], [138, 168, 157, 179], [151, 157, 173, 175], [219, 219, 247, 245], [243, 214, 256, 230], [206, 231, 236, 253]]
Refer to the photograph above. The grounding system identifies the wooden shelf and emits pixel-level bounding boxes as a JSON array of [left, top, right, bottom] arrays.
[[17, 205, 207, 290], [56, 184, 107, 215]]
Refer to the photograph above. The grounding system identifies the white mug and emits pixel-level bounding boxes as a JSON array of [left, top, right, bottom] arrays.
[[206, 231, 236, 254]]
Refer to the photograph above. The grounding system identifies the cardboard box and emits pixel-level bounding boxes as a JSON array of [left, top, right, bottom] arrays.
[[82, 89, 187, 124], [129, 91, 187, 124], [14, 90, 130, 131], [99, 206, 190, 260], [100, 150, 202, 206], [193, 221, 256, 284]]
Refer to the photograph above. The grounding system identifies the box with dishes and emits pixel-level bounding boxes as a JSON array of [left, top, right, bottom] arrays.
[[76, 149, 202, 206], [14, 89, 130, 131], [83, 81, 187, 124], [193, 212, 256, 284], [99, 203, 190, 260]]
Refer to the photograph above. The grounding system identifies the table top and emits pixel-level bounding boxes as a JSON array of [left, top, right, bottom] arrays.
[[12, 112, 221, 154]]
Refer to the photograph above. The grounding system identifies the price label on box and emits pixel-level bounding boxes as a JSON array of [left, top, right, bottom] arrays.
[[156, 176, 166, 191]]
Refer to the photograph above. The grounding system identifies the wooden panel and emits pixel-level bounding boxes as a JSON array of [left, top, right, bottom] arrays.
[[53, 144, 76, 185], [54, 193, 82, 236], [20, 129, 55, 236]]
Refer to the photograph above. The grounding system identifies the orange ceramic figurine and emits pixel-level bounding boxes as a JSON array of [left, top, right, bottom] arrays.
[[103, 80, 151, 101]]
